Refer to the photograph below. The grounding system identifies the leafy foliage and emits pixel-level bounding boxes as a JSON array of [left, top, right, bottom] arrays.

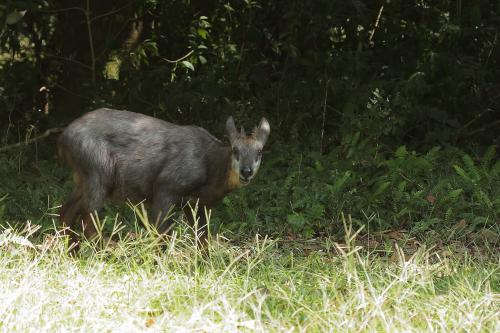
[[0, 142, 499, 241], [0, 1, 499, 239], [0, 0, 499, 146], [218, 143, 499, 238]]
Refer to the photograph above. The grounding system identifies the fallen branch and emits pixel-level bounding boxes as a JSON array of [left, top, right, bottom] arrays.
[[0, 128, 64, 153]]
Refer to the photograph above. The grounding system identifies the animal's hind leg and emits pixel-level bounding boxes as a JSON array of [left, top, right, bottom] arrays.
[[79, 172, 108, 240], [59, 190, 84, 250], [60, 171, 84, 232], [60, 189, 82, 232], [80, 212, 97, 240]]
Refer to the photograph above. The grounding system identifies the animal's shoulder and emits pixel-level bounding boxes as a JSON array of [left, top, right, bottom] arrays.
[[184, 125, 223, 144]]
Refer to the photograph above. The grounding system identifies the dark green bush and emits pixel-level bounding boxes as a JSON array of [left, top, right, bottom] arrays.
[[217, 143, 499, 238]]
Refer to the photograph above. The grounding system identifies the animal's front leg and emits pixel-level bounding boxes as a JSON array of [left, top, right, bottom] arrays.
[[151, 186, 179, 234]]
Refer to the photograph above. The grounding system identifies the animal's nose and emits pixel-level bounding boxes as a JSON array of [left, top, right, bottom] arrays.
[[241, 167, 253, 178]]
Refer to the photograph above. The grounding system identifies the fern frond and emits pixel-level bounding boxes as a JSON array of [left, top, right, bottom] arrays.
[[481, 145, 497, 170], [462, 154, 480, 181]]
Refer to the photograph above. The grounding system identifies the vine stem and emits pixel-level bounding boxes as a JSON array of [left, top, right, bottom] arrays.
[[320, 79, 330, 155], [369, 5, 384, 43], [160, 50, 194, 64], [85, 0, 96, 86]]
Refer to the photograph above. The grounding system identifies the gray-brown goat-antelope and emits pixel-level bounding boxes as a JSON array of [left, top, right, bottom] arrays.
[[58, 108, 270, 246]]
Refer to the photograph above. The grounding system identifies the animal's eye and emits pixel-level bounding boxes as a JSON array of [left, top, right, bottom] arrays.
[[232, 147, 240, 160], [255, 149, 262, 161]]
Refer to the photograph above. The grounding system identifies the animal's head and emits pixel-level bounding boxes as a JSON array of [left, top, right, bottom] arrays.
[[226, 116, 270, 185]]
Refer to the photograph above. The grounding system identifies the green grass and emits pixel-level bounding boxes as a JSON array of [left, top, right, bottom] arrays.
[[0, 146, 499, 332], [0, 215, 498, 332]]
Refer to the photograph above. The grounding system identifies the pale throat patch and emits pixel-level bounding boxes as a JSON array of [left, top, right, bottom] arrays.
[[227, 168, 244, 190]]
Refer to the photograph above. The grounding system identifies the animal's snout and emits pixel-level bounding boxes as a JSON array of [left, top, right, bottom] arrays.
[[241, 167, 253, 179]]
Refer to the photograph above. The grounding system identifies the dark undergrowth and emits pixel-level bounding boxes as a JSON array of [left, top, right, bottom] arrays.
[[1, 140, 498, 250]]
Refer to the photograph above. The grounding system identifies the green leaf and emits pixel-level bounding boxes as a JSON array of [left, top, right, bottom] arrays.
[[481, 145, 497, 169], [395, 146, 408, 158], [329, 171, 351, 194], [314, 160, 324, 171], [181, 60, 194, 71], [198, 55, 207, 64], [394, 181, 407, 201], [446, 189, 463, 201], [287, 213, 307, 229], [413, 218, 439, 233], [197, 28, 208, 39], [6, 10, 26, 25], [373, 181, 391, 197], [453, 165, 471, 182], [476, 190, 493, 208]]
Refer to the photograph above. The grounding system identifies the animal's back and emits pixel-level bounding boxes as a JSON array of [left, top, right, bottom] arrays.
[[58, 108, 220, 201]]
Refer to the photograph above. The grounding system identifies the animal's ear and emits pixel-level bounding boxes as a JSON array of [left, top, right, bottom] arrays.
[[226, 116, 238, 144], [255, 117, 270, 146]]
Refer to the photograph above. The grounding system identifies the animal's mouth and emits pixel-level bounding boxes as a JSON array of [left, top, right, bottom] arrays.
[[239, 176, 251, 185]]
